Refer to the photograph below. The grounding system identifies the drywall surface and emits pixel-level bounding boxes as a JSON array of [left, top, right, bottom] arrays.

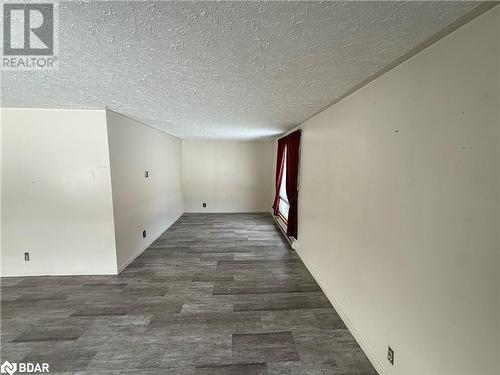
[[106, 110, 183, 271], [1, 108, 117, 276], [1, 2, 480, 139], [296, 7, 499, 375], [183, 141, 273, 213]]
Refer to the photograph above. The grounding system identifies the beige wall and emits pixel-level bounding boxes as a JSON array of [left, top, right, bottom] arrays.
[[183, 140, 273, 213], [106, 110, 183, 271], [1, 108, 117, 276], [295, 7, 499, 375]]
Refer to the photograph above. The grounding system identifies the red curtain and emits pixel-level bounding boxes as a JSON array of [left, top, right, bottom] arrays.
[[272, 130, 301, 239], [272, 137, 286, 216], [284, 130, 300, 238]]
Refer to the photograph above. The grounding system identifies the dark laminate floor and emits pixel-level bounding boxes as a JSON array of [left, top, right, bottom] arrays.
[[1, 213, 377, 374]]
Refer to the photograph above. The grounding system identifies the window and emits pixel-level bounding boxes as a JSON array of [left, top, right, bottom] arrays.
[[278, 146, 289, 222], [272, 130, 300, 238]]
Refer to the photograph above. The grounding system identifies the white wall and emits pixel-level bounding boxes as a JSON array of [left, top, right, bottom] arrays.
[[106, 110, 183, 271], [1, 108, 117, 276], [294, 7, 500, 375], [183, 140, 273, 213]]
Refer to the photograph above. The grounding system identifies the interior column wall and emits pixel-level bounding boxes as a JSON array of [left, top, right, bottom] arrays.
[[0, 108, 118, 276], [106, 110, 184, 271]]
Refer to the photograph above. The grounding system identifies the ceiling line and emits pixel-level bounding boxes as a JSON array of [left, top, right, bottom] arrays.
[[278, 1, 499, 141]]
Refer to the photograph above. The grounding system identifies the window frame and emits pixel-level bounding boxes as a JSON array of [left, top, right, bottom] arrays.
[[277, 145, 289, 223]]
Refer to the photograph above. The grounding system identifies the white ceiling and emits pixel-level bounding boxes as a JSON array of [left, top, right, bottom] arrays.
[[1, 1, 478, 139]]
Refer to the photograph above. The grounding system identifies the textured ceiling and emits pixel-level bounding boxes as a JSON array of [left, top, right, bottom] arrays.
[[1, 1, 479, 139]]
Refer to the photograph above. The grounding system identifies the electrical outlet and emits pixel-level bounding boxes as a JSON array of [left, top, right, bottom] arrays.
[[142, 230, 147, 238], [24, 252, 30, 261], [203, 202, 207, 208], [387, 346, 394, 365]]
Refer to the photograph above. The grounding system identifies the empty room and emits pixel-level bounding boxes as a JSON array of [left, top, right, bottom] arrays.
[[1, 1, 499, 374]]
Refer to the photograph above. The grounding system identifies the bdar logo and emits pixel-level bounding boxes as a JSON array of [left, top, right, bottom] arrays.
[[0, 361, 17, 375]]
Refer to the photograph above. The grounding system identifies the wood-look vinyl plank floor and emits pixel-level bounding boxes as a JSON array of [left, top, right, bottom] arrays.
[[1, 213, 377, 374]]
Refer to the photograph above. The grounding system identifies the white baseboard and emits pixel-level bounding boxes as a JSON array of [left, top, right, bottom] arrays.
[[183, 209, 269, 213], [0, 268, 118, 277], [294, 244, 387, 375], [117, 212, 183, 273]]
